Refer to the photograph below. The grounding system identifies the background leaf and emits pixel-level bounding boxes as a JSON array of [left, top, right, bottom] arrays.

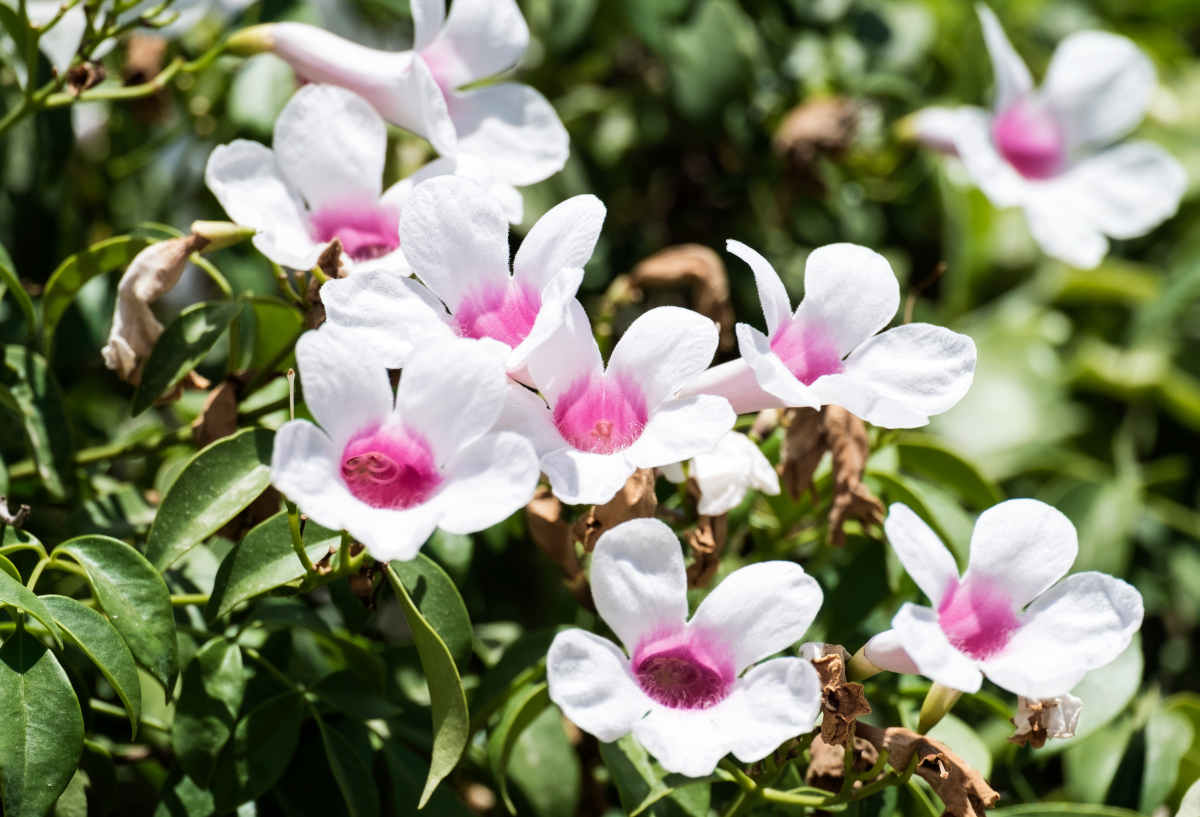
[[131, 300, 241, 415], [0, 346, 74, 500], [172, 638, 246, 785], [389, 554, 474, 669]]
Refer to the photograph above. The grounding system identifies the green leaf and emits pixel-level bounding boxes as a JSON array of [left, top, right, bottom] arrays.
[[1037, 635, 1143, 755], [145, 428, 274, 570], [52, 769, 88, 817], [0, 630, 85, 817], [207, 511, 339, 620], [486, 681, 551, 814], [0, 346, 74, 500], [131, 301, 241, 415], [506, 707, 582, 817], [385, 564, 470, 809], [245, 295, 303, 374], [0, 553, 19, 582], [599, 734, 709, 817], [211, 691, 306, 811], [383, 742, 475, 817], [311, 670, 403, 721], [41, 236, 150, 358], [989, 807, 1146, 817], [389, 554, 474, 668], [470, 629, 556, 728], [0, 568, 62, 647], [43, 595, 142, 738], [152, 772, 215, 817], [896, 434, 1003, 509], [56, 535, 179, 692], [316, 715, 381, 817], [1064, 719, 1135, 804], [173, 638, 246, 785], [1140, 706, 1193, 813], [0, 241, 34, 338]]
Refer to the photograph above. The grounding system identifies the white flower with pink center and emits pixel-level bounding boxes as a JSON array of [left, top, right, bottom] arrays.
[[660, 431, 780, 516], [319, 176, 602, 378], [680, 241, 976, 427], [237, 0, 567, 188], [501, 303, 736, 505], [913, 6, 1186, 269], [863, 500, 1143, 697], [546, 518, 823, 777], [270, 328, 539, 561]]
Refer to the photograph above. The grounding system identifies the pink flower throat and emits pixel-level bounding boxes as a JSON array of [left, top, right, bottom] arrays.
[[991, 99, 1066, 180], [937, 577, 1020, 659], [553, 374, 648, 454], [632, 630, 734, 710], [770, 320, 844, 384], [311, 199, 400, 262], [453, 281, 542, 348], [340, 427, 441, 509]]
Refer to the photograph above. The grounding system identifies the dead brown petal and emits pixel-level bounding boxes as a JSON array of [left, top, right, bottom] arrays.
[[631, 244, 734, 351], [809, 646, 872, 746], [773, 97, 859, 168], [191, 380, 240, 448], [305, 239, 346, 329], [573, 469, 658, 553], [806, 734, 880, 793], [66, 62, 106, 94], [124, 34, 167, 85], [686, 513, 727, 588], [824, 406, 884, 547], [526, 486, 591, 608], [779, 407, 825, 499], [749, 408, 780, 441]]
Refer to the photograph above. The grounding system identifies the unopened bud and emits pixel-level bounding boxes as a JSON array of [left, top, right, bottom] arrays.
[[225, 24, 275, 56], [189, 220, 255, 252]]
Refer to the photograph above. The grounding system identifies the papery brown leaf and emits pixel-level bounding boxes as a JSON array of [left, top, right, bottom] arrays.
[[686, 513, 727, 588], [574, 469, 658, 552], [823, 406, 884, 546], [774, 97, 858, 168], [526, 486, 591, 608], [631, 244, 734, 351], [750, 408, 780, 441], [124, 34, 167, 85], [66, 62, 106, 94], [805, 734, 879, 793], [305, 239, 345, 329], [780, 407, 825, 498], [191, 379, 240, 448], [810, 646, 872, 746]]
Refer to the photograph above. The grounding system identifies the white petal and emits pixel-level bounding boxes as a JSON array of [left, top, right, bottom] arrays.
[[547, 630, 648, 743], [508, 266, 584, 371], [677, 357, 787, 416], [272, 84, 385, 209], [884, 503, 959, 607], [36, 4, 86, 74], [688, 562, 822, 672], [1024, 196, 1109, 269], [952, 107, 1030, 208], [513, 195, 605, 293], [607, 306, 719, 409], [427, 432, 538, 533], [964, 498, 1078, 610], [624, 396, 735, 471], [420, 0, 528, 88], [1042, 31, 1155, 149], [726, 239, 791, 337], [411, 0, 445, 50], [736, 324, 822, 410], [659, 462, 686, 484], [632, 706, 736, 778], [495, 382, 566, 457], [271, 420, 354, 530], [449, 83, 569, 186], [204, 140, 320, 270], [690, 431, 778, 516], [910, 106, 967, 155], [295, 328, 393, 446], [793, 243, 900, 358], [976, 4, 1033, 111], [720, 658, 822, 764], [982, 572, 1143, 698], [381, 155, 523, 224], [862, 629, 921, 675], [891, 603, 983, 693], [541, 447, 636, 506], [398, 175, 510, 311], [350, 503, 441, 563], [526, 299, 603, 408], [320, 270, 454, 368]]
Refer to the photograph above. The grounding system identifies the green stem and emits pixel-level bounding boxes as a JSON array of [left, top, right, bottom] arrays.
[[24, 556, 49, 591], [7, 426, 193, 480], [170, 593, 209, 607], [917, 682, 962, 733], [286, 501, 316, 574], [90, 698, 169, 732]]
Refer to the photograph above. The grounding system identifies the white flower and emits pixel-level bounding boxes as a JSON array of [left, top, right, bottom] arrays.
[[500, 303, 735, 505], [234, 0, 568, 187], [319, 176, 603, 378], [680, 241, 976, 427], [914, 5, 1186, 269], [547, 517, 823, 777], [660, 431, 779, 516], [1013, 693, 1082, 742], [270, 328, 539, 562], [863, 500, 1143, 698]]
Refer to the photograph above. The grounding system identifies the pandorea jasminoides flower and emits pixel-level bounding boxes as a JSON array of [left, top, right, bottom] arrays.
[[547, 518, 822, 777], [320, 176, 603, 377], [680, 241, 976, 427], [271, 328, 538, 561], [660, 431, 780, 516], [230, 0, 568, 187], [863, 500, 1143, 697], [501, 303, 735, 505], [914, 6, 1186, 268]]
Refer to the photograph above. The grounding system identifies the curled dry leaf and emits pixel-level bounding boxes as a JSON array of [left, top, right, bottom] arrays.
[[631, 244, 734, 350], [824, 406, 884, 547], [66, 62, 106, 94], [750, 408, 780, 441], [573, 468, 657, 553], [808, 644, 872, 746], [780, 407, 825, 498], [806, 734, 879, 793], [191, 379, 240, 448], [773, 97, 858, 170], [124, 34, 167, 85], [686, 512, 727, 588], [1009, 694, 1082, 748], [305, 238, 346, 329]]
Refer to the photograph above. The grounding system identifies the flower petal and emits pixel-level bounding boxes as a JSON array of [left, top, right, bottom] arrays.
[[36, 3, 86, 74], [1042, 31, 1155, 149], [891, 603, 983, 692], [677, 357, 787, 416], [420, 0, 528, 88], [910, 105, 967, 155], [513, 195, 605, 292], [982, 572, 1144, 697], [720, 658, 822, 764], [295, 327, 393, 446], [884, 503, 959, 606], [411, 0, 445, 50], [320, 270, 454, 368], [381, 154, 524, 224], [541, 447, 636, 506], [964, 498, 1078, 611], [1023, 193, 1109, 268], [427, 431, 538, 534], [976, 4, 1033, 112], [607, 306, 719, 409], [527, 299, 604, 407], [624, 396, 735, 471], [495, 382, 565, 456], [690, 431, 779, 516], [508, 266, 584, 371], [726, 239, 791, 337], [547, 629, 648, 743], [632, 706, 735, 778], [689, 562, 822, 672], [449, 82, 569, 186], [952, 107, 1030, 208], [736, 324, 822, 411], [271, 419, 351, 528], [793, 243, 899, 358], [862, 629, 921, 675], [349, 503, 442, 563], [589, 517, 688, 655]]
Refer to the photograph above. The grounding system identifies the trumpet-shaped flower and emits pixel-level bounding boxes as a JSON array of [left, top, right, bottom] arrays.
[[914, 6, 1186, 268], [501, 303, 735, 505], [319, 176, 602, 377], [547, 518, 823, 777], [232, 0, 568, 187], [270, 328, 538, 561], [863, 500, 1143, 698], [660, 431, 780, 516], [680, 241, 976, 427]]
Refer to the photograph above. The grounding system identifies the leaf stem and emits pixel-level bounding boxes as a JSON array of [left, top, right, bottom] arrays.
[[286, 500, 316, 574], [170, 593, 209, 606], [89, 698, 169, 732]]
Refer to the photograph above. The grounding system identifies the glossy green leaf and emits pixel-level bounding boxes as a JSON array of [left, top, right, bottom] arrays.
[[311, 670, 403, 721], [0, 346, 74, 500], [316, 715, 381, 817], [1064, 719, 1135, 804], [385, 564, 470, 809], [471, 629, 556, 728], [0, 241, 34, 338], [52, 769, 88, 817], [245, 295, 303, 374], [43, 595, 142, 738], [145, 428, 274, 570], [1140, 706, 1193, 813], [487, 681, 551, 814], [41, 235, 150, 358], [506, 707, 582, 817], [0, 553, 19, 582], [383, 742, 474, 817], [211, 691, 305, 811], [0, 568, 61, 647], [131, 301, 241, 415], [56, 535, 178, 691], [207, 511, 339, 620], [896, 433, 1003, 509], [152, 772, 216, 817], [173, 638, 246, 785], [0, 630, 85, 817], [389, 554, 473, 668]]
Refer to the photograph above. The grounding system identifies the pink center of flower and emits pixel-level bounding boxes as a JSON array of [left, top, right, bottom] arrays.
[[937, 577, 1020, 659], [452, 281, 542, 348], [632, 630, 735, 710], [552, 374, 648, 454], [339, 427, 441, 509], [310, 198, 401, 262], [991, 99, 1066, 180], [769, 320, 844, 385]]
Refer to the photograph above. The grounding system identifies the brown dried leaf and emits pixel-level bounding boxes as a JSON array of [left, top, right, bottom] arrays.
[[631, 244, 734, 351], [124, 34, 167, 84], [749, 408, 780, 441], [810, 648, 872, 746], [686, 514, 727, 588], [773, 97, 858, 167], [858, 724, 1000, 817], [780, 407, 825, 498], [574, 469, 658, 552], [526, 486, 591, 608], [191, 380, 240, 448], [805, 734, 879, 793], [66, 62, 106, 94], [823, 406, 884, 546], [305, 239, 346, 329]]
